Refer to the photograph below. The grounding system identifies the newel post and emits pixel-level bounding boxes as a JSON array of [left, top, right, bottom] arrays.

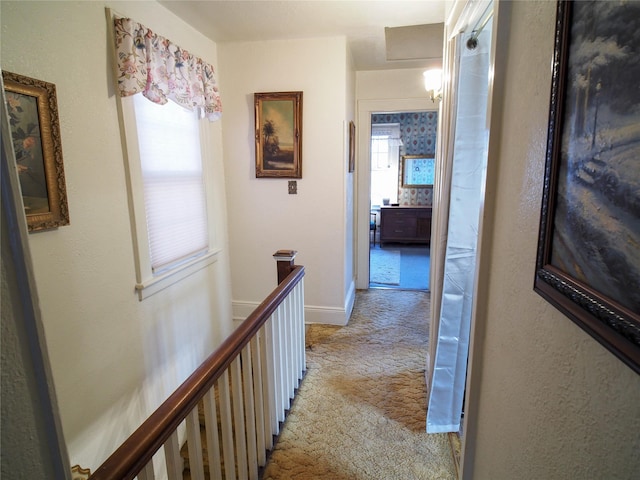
[[273, 250, 298, 284]]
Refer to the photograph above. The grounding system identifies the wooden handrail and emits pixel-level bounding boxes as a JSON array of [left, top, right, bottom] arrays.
[[90, 265, 305, 480]]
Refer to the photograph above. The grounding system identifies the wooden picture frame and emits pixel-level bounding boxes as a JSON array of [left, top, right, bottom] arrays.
[[401, 154, 435, 188], [254, 91, 302, 178], [3, 71, 69, 232], [534, 1, 640, 373], [348, 120, 355, 173]]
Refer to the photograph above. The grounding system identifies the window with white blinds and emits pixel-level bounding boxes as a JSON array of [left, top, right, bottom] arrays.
[[118, 94, 217, 299], [133, 94, 209, 273]]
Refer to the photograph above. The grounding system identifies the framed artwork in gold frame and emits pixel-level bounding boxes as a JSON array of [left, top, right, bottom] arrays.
[[401, 154, 435, 188], [3, 71, 69, 232], [254, 91, 302, 178], [348, 120, 355, 173]]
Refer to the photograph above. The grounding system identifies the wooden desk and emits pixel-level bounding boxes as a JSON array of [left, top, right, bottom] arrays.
[[380, 206, 432, 245]]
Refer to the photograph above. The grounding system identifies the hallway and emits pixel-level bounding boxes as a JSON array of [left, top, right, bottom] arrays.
[[261, 289, 455, 479]]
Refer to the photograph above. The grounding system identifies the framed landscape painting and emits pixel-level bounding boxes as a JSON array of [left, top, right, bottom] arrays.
[[3, 71, 69, 232], [534, 1, 640, 373], [254, 91, 302, 178]]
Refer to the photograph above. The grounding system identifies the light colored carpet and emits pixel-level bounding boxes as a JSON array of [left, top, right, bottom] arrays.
[[262, 289, 456, 480], [370, 248, 401, 285]]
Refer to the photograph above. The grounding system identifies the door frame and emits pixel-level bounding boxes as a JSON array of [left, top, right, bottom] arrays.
[[433, 0, 504, 477], [355, 98, 434, 289]]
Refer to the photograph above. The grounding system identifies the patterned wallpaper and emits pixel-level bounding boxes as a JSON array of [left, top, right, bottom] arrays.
[[371, 111, 438, 206]]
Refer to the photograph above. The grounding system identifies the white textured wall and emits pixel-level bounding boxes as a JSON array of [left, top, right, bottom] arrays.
[[1, 198, 62, 480], [1, 0, 233, 471], [463, 1, 640, 478], [219, 37, 352, 325]]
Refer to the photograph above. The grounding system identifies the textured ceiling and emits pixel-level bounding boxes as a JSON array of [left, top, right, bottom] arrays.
[[159, 0, 446, 70]]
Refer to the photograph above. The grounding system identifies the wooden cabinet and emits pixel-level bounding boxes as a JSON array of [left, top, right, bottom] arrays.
[[380, 206, 432, 245]]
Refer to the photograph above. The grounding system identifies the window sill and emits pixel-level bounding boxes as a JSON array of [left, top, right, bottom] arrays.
[[135, 248, 221, 300]]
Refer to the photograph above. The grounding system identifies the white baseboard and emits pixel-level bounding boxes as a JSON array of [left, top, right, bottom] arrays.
[[304, 304, 348, 326], [232, 299, 352, 326]]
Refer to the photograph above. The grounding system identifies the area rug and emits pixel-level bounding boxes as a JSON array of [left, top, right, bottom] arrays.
[[370, 248, 401, 285], [262, 289, 456, 479]]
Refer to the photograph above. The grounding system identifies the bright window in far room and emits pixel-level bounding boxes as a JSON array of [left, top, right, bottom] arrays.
[[370, 123, 401, 206]]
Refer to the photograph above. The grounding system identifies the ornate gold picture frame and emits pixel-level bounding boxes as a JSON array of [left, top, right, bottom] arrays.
[[254, 91, 302, 178], [401, 154, 435, 188], [3, 71, 69, 232]]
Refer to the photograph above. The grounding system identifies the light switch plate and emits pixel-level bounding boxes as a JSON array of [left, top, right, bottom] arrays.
[[288, 181, 297, 194]]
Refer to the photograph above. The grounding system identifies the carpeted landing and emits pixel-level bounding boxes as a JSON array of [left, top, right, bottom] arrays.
[[261, 289, 456, 479]]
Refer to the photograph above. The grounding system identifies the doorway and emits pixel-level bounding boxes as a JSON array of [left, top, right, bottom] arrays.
[[355, 98, 434, 291], [368, 111, 435, 291]]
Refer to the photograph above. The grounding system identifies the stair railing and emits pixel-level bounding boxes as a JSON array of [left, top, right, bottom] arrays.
[[89, 250, 305, 480]]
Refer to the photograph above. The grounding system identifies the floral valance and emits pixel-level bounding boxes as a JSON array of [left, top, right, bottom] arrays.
[[113, 16, 222, 121]]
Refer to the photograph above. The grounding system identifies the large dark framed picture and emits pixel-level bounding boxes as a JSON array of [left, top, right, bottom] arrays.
[[535, 1, 640, 373], [3, 71, 69, 232], [254, 91, 302, 178]]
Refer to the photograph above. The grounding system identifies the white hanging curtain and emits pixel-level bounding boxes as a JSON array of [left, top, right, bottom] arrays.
[[427, 20, 492, 433], [428, 34, 461, 385], [113, 15, 222, 121]]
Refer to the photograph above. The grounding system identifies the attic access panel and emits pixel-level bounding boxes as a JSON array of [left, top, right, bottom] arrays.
[[385, 23, 444, 61]]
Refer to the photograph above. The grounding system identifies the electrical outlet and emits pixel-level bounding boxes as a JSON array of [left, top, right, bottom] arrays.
[[288, 181, 297, 194]]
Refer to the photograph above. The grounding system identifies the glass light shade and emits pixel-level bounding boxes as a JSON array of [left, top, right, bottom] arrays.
[[423, 69, 443, 92]]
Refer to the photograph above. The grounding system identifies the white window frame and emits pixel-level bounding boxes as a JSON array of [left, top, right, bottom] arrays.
[[371, 135, 391, 170], [118, 94, 220, 300], [371, 123, 401, 171]]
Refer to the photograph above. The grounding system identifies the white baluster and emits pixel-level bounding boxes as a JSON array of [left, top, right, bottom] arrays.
[[261, 318, 278, 440], [290, 286, 300, 388], [186, 407, 205, 480], [250, 334, 267, 465], [272, 309, 285, 423], [203, 388, 223, 480], [217, 371, 236, 480], [299, 279, 306, 373], [297, 282, 305, 379], [230, 357, 248, 479], [241, 344, 259, 480], [137, 460, 155, 480], [163, 431, 183, 480], [285, 294, 295, 401]]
